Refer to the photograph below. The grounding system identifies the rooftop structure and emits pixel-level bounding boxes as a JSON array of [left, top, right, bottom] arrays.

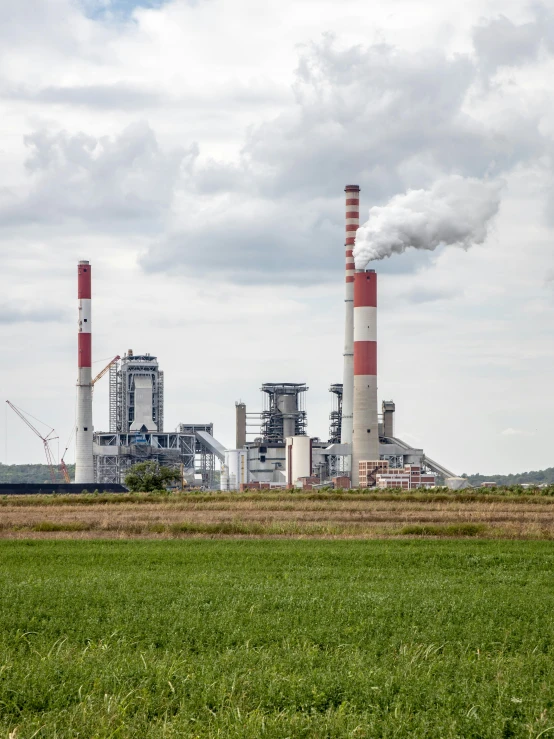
[[328, 383, 343, 444], [109, 350, 164, 433], [261, 383, 308, 443]]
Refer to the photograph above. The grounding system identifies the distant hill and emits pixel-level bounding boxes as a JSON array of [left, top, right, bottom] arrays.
[[0, 463, 76, 484], [463, 468, 554, 486]]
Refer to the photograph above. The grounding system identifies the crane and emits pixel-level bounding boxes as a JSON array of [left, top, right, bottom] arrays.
[[59, 458, 71, 484], [58, 424, 76, 484], [5, 356, 120, 485], [6, 401, 60, 483], [92, 355, 120, 394]]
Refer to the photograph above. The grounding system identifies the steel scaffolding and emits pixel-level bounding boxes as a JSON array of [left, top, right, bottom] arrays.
[[108, 352, 163, 433], [260, 383, 308, 443], [94, 431, 196, 485], [98, 351, 218, 488], [177, 424, 217, 489], [328, 383, 343, 444]]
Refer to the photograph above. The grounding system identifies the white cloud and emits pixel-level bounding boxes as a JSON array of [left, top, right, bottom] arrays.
[[472, 9, 554, 74], [0, 122, 187, 227]]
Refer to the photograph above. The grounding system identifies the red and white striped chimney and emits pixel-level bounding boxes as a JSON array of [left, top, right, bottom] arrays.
[[75, 260, 94, 483], [352, 269, 378, 486], [340, 185, 360, 462]]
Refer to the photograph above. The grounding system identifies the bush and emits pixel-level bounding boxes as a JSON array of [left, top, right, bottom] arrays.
[[124, 462, 181, 493]]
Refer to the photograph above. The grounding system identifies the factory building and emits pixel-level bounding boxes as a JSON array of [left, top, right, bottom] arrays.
[[94, 351, 224, 487], [223, 183, 456, 489], [220, 382, 448, 491], [375, 467, 436, 490], [220, 449, 249, 491], [359, 460, 436, 489], [108, 351, 164, 433], [222, 387, 432, 490], [230, 384, 307, 486], [221, 383, 338, 489], [75, 180, 457, 491]]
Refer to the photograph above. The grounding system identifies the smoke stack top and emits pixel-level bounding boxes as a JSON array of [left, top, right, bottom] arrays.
[[353, 176, 502, 270]]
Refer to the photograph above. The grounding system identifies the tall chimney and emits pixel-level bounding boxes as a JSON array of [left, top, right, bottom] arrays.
[[352, 269, 378, 486], [235, 401, 246, 449], [340, 185, 360, 466], [75, 260, 94, 483]]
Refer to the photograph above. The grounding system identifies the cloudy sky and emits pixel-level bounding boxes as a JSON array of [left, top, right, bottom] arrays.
[[1, 0, 553, 474]]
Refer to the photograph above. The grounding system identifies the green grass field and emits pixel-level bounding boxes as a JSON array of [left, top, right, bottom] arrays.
[[1, 540, 554, 738]]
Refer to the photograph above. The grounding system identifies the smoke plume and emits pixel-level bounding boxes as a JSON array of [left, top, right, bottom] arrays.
[[353, 176, 502, 269]]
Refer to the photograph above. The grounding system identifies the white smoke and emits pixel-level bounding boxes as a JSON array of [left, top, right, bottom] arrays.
[[353, 176, 502, 269]]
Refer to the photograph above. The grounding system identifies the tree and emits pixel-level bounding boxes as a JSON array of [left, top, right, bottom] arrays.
[[124, 461, 181, 493]]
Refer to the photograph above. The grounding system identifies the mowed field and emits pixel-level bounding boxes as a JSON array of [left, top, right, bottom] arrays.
[[1, 539, 554, 738], [2, 491, 554, 539]]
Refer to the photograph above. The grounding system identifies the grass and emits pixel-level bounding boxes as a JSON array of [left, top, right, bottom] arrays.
[[29, 521, 91, 532], [1, 539, 554, 737], [3, 493, 554, 540], [0, 520, 542, 538], [3, 487, 554, 508], [398, 523, 488, 537]]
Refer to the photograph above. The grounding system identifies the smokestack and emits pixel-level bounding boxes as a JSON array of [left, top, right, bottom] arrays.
[[352, 269, 378, 486], [75, 260, 94, 483], [340, 185, 359, 464], [235, 401, 246, 449]]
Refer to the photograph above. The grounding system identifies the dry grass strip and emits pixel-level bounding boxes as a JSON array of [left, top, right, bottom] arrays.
[[2, 495, 554, 539]]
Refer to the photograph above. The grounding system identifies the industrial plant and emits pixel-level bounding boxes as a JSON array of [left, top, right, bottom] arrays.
[[70, 185, 456, 490], [94, 350, 223, 487]]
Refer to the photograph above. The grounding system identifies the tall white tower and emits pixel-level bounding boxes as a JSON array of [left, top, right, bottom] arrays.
[[341, 184, 360, 469], [75, 260, 94, 483]]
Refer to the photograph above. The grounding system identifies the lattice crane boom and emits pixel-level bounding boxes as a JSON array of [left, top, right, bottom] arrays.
[[6, 401, 59, 483], [93, 355, 121, 387], [92, 355, 120, 394], [59, 458, 71, 484]]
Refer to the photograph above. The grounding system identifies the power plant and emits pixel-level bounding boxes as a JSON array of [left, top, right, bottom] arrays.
[[71, 182, 455, 489], [219, 184, 454, 490]]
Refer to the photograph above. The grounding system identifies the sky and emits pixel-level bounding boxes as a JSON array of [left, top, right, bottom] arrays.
[[1, 0, 553, 475]]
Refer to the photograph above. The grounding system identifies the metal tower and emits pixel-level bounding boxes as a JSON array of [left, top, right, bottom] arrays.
[[108, 350, 164, 433], [328, 383, 343, 443], [260, 383, 308, 443]]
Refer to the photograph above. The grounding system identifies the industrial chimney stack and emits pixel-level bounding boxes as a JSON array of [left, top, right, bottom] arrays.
[[352, 269, 378, 486], [340, 185, 360, 462], [75, 260, 94, 483]]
